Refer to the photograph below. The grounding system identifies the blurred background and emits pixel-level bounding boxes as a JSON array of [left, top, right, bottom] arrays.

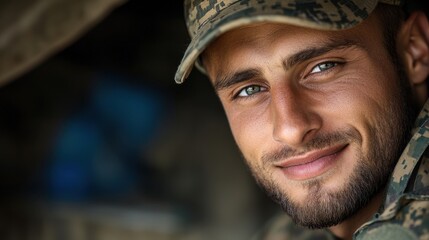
[[0, 0, 279, 240]]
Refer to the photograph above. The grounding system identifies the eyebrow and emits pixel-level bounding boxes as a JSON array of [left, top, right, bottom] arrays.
[[213, 38, 363, 92], [214, 69, 261, 92]]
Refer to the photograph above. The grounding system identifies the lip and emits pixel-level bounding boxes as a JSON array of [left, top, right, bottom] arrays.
[[276, 144, 348, 181]]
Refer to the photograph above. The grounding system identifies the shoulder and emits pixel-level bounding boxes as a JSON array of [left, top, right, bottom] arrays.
[[357, 198, 429, 240]]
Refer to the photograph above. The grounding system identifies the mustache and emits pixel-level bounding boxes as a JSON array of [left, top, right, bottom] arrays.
[[261, 129, 361, 165]]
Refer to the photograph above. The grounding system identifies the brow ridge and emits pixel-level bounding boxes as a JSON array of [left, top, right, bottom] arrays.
[[213, 38, 363, 92], [283, 38, 361, 71]]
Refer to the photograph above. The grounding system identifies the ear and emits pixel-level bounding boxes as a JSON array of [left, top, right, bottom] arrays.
[[398, 11, 429, 86]]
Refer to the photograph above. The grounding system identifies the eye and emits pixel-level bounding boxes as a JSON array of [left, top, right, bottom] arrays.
[[310, 61, 338, 74], [237, 85, 266, 97]]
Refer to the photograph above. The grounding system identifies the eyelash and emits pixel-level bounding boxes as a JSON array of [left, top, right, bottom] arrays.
[[309, 61, 339, 74], [233, 85, 267, 100], [303, 60, 344, 82], [232, 61, 342, 100]]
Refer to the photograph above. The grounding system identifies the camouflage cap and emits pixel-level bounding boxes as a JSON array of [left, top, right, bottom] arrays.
[[175, 0, 403, 84]]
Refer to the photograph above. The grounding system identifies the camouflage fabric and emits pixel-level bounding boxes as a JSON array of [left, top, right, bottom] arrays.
[[175, 0, 403, 84], [254, 99, 429, 240]]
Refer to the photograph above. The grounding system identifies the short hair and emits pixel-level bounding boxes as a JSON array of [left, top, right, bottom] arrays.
[[376, 3, 405, 68]]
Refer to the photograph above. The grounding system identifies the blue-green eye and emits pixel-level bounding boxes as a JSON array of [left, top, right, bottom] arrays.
[[237, 85, 266, 97], [310, 62, 338, 74]]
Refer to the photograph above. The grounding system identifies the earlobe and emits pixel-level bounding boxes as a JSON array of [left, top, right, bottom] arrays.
[[398, 11, 429, 86]]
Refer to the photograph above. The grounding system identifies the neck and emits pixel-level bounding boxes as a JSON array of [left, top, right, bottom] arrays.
[[328, 190, 385, 240]]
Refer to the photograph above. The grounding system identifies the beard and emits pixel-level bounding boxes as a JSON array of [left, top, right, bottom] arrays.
[[245, 75, 417, 229]]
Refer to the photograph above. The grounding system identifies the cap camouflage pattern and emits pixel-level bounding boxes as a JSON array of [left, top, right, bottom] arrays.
[[175, 0, 403, 84]]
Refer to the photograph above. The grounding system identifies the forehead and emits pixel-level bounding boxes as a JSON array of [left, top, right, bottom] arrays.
[[203, 12, 384, 75]]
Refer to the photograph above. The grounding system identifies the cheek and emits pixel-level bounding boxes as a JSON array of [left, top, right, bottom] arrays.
[[327, 73, 401, 149], [225, 106, 270, 160], [326, 57, 399, 115]]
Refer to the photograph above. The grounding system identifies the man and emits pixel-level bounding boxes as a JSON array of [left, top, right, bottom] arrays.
[[175, 0, 429, 239]]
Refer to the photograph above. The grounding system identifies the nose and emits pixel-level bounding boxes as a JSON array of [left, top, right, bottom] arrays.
[[271, 86, 322, 147]]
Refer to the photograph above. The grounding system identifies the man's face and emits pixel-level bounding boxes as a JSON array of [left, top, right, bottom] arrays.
[[203, 14, 415, 228]]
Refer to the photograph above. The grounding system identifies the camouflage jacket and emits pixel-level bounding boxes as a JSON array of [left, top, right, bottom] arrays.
[[255, 99, 429, 240]]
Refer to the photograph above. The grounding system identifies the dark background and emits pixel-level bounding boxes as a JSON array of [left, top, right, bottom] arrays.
[[0, 1, 279, 240]]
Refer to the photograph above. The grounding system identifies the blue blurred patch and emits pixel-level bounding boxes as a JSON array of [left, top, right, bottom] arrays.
[[43, 72, 171, 202]]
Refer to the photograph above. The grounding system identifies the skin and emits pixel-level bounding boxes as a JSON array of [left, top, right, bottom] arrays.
[[202, 10, 429, 240]]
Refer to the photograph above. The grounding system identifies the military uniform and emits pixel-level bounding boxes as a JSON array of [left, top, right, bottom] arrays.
[[254, 99, 429, 240]]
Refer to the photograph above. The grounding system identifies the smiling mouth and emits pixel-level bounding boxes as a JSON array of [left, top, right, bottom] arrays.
[[277, 144, 348, 181]]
